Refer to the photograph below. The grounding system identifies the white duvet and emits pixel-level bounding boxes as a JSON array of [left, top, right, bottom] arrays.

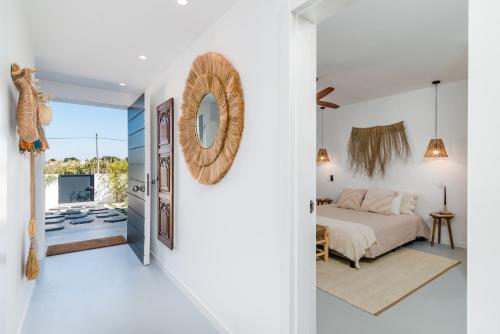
[[317, 215, 377, 269]]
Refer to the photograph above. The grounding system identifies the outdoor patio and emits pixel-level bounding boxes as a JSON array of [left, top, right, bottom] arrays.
[[45, 204, 127, 246]]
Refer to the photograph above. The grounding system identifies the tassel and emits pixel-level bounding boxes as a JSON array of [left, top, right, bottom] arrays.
[[25, 218, 39, 280]]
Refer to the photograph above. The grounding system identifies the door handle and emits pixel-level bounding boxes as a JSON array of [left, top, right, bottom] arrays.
[[310, 200, 315, 214], [133, 185, 145, 193]]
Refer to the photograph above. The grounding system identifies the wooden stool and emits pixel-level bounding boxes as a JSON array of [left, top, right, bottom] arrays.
[[317, 198, 333, 206], [316, 224, 329, 261], [430, 212, 455, 249]]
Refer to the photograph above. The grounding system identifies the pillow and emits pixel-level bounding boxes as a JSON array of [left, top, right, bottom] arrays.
[[360, 189, 398, 215], [400, 192, 418, 214], [337, 188, 367, 210], [390, 192, 403, 215]]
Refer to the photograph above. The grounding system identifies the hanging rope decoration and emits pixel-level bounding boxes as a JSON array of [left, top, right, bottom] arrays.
[[10, 63, 51, 280], [11, 63, 49, 153], [347, 121, 411, 177]]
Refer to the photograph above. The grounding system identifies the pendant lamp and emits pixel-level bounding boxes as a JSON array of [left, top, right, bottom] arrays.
[[424, 80, 448, 158], [316, 107, 330, 162]]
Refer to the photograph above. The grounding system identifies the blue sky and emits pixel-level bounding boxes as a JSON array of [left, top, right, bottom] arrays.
[[44, 101, 128, 161]]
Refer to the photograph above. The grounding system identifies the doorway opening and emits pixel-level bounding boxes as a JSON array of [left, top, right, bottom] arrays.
[[44, 100, 129, 253], [292, 0, 468, 333]]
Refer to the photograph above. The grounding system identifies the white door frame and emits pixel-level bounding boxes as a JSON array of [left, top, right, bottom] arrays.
[[143, 91, 151, 265], [288, 1, 365, 332]]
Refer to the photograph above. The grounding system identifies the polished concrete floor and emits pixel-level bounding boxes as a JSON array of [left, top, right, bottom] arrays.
[[22, 245, 218, 334], [317, 241, 466, 334]]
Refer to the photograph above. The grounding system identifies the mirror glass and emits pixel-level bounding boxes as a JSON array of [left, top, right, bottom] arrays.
[[196, 93, 220, 148]]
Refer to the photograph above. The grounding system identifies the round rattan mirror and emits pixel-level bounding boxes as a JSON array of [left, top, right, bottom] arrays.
[[179, 52, 244, 185]]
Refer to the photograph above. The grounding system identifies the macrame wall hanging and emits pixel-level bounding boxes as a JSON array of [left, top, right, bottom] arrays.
[[347, 121, 411, 177], [10, 63, 52, 280]]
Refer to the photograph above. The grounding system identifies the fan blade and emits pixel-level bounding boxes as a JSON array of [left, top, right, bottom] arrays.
[[317, 100, 339, 109], [316, 87, 335, 100]]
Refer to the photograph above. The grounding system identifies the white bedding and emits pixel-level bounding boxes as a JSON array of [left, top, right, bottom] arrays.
[[317, 215, 377, 268]]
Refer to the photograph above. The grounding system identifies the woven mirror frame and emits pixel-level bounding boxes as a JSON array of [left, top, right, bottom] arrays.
[[179, 52, 244, 185]]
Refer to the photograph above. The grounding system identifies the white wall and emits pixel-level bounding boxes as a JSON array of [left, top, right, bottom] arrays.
[[317, 80, 467, 247], [145, 0, 292, 333], [468, 1, 500, 332], [0, 0, 44, 333]]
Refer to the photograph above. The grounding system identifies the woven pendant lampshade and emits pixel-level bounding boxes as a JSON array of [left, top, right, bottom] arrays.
[[424, 138, 448, 158], [317, 107, 330, 162], [424, 81, 448, 158]]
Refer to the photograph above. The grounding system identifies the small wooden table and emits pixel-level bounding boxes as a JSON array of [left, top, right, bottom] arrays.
[[316, 224, 329, 261], [430, 212, 455, 249], [317, 198, 333, 206]]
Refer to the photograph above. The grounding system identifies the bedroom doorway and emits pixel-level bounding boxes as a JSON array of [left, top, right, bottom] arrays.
[[291, 0, 468, 333]]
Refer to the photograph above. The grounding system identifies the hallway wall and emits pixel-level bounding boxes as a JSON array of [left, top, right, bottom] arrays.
[[146, 0, 291, 333], [0, 0, 45, 333]]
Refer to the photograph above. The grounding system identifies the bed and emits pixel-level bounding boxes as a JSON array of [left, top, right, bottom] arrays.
[[316, 204, 429, 268]]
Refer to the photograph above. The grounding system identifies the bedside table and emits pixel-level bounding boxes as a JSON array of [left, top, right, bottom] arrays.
[[316, 198, 333, 206], [430, 212, 455, 249]]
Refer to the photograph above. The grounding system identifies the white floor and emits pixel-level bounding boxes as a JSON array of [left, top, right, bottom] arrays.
[[317, 241, 466, 334], [21, 245, 218, 334]]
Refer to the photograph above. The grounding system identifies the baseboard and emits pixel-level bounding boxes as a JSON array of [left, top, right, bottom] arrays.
[[16, 279, 36, 334], [150, 250, 231, 334]]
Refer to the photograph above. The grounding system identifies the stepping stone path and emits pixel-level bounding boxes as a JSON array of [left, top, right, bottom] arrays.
[[104, 216, 127, 223], [70, 217, 94, 225], [45, 217, 65, 224], [45, 224, 64, 232], [66, 213, 88, 219], [96, 211, 119, 218]]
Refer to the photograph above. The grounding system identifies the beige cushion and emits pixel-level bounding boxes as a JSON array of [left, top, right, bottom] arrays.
[[360, 189, 398, 215], [337, 188, 367, 210], [400, 192, 418, 214]]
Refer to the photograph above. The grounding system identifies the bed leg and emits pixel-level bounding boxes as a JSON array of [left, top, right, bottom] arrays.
[[349, 261, 355, 268]]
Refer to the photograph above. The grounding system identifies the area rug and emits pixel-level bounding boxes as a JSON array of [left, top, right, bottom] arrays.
[[316, 248, 460, 315], [46, 236, 127, 256]]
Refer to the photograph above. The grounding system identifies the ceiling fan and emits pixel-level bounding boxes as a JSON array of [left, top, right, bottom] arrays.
[[316, 87, 339, 109]]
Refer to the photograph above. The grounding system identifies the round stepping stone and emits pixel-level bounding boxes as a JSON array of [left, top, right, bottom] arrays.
[[45, 214, 64, 219], [45, 224, 64, 232], [96, 211, 119, 218], [89, 209, 108, 214], [66, 213, 87, 219], [45, 217, 65, 224], [70, 217, 94, 225], [89, 207, 108, 212], [61, 209, 82, 215], [104, 216, 127, 223]]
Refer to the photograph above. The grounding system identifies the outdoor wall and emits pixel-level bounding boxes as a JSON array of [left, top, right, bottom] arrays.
[[317, 80, 467, 247], [146, 0, 291, 333], [45, 173, 117, 210], [0, 0, 44, 333]]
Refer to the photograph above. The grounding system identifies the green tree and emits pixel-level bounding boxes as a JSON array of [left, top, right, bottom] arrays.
[[63, 157, 78, 162], [106, 160, 128, 202]]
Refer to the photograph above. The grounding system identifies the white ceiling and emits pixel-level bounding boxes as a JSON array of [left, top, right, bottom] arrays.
[[317, 0, 468, 107], [22, 0, 236, 96]]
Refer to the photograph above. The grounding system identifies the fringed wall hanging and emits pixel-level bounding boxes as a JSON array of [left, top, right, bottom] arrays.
[[10, 63, 51, 280], [347, 121, 411, 177]]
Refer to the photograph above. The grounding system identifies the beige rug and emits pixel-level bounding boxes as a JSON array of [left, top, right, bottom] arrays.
[[316, 248, 460, 315]]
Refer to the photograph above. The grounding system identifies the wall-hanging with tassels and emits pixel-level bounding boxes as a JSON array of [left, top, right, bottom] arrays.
[[347, 121, 411, 177], [10, 63, 52, 280]]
